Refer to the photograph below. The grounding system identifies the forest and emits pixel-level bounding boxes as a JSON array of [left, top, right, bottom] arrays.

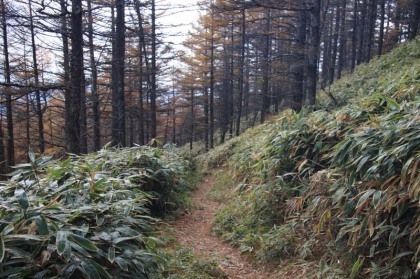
[[0, 0, 419, 278], [0, 0, 418, 171]]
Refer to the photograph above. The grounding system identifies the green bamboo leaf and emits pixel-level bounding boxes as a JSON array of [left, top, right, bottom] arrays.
[[5, 234, 50, 241], [5, 246, 32, 260], [56, 231, 68, 256], [81, 261, 101, 279], [108, 247, 115, 263], [114, 257, 129, 272], [116, 226, 140, 237], [15, 189, 29, 211], [386, 97, 400, 110], [35, 215, 49, 235], [401, 157, 414, 182], [88, 259, 112, 279], [68, 234, 97, 252], [393, 251, 414, 261], [350, 257, 365, 279], [0, 234, 4, 262], [356, 189, 376, 208], [372, 191, 382, 208], [112, 236, 140, 244], [356, 155, 370, 173], [70, 241, 90, 257], [63, 240, 72, 261], [389, 227, 398, 245]]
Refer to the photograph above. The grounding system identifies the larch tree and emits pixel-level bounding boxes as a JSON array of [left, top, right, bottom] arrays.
[[67, 0, 84, 153], [1, 0, 14, 170], [111, 0, 126, 146]]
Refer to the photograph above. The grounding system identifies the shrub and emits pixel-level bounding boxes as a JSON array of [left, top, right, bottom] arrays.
[[0, 146, 191, 278]]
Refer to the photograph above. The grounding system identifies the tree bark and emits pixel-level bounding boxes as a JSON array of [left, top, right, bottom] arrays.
[[409, 0, 420, 39], [261, 8, 271, 123], [228, 20, 235, 138], [292, 9, 307, 112], [134, 0, 146, 145], [366, 0, 377, 62], [87, 0, 100, 151], [337, 0, 347, 79], [150, 0, 157, 139], [378, 0, 385, 56], [307, 0, 321, 106], [209, 4, 215, 149], [329, 2, 341, 84], [0, 119, 5, 179], [111, 0, 126, 146], [236, 8, 245, 136], [351, 0, 358, 71], [357, 0, 367, 64], [60, 0, 71, 151], [29, 0, 45, 154], [2, 0, 14, 169], [68, 0, 83, 153], [190, 88, 194, 150]]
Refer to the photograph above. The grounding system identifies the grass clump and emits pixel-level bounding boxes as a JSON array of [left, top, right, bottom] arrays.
[[208, 38, 420, 278], [206, 169, 238, 202], [0, 145, 193, 278]]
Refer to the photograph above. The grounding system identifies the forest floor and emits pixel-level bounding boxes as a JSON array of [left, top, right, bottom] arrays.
[[173, 173, 277, 279]]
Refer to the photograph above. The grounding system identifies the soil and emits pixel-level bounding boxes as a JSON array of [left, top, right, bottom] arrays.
[[174, 175, 277, 279]]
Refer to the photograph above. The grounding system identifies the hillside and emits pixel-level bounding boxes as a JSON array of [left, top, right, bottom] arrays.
[[199, 38, 419, 278], [0, 39, 418, 279]]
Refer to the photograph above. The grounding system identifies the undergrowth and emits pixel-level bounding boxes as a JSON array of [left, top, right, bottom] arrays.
[[206, 38, 420, 278], [0, 145, 193, 278]]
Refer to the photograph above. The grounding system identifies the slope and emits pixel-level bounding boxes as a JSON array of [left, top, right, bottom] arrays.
[[199, 38, 419, 278]]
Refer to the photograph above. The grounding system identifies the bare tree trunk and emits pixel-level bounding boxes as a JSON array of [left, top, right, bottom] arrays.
[[307, 0, 321, 106], [60, 0, 71, 151], [366, 0, 377, 62], [172, 84, 176, 144], [351, 0, 358, 71], [409, 0, 419, 39], [1, 0, 14, 169], [244, 40, 250, 121], [261, 8, 271, 123], [150, 0, 157, 139], [378, 0, 385, 56], [236, 8, 245, 136], [134, 0, 146, 145], [209, 5, 215, 149], [329, 2, 341, 84], [80, 70, 87, 153], [68, 0, 83, 153], [228, 20, 235, 139], [87, 0, 100, 151], [292, 9, 307, 112], [220, 49, 230, 144], [111, 0, 126, 146], [357, 0, 367, 64], [337, 0, 347, 79], [204, 86, 209, 151], [0, 119, 6, 179], [28, 0, 46, 154], [190, 88, 194, 150]]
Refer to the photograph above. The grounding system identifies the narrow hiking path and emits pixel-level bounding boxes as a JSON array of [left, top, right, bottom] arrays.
[[174, 174, 276, 279]]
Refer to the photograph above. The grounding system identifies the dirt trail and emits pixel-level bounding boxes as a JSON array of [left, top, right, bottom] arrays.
[[174, 175, 276, 279]]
